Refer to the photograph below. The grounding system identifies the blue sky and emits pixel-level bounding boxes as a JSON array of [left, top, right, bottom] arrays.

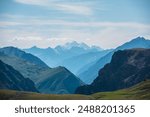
[[0, 0, 150, 49]]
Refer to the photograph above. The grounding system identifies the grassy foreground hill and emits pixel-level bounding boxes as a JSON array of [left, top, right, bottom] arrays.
[[0, 80, 150, 100], [92, 79, 150, 100], [0, 90, 94, 100]]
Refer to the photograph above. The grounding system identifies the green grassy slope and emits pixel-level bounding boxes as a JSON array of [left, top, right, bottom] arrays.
[[0, 80, 150, 100], [92, 79, 150, 100], [0, 90, 94, 100]]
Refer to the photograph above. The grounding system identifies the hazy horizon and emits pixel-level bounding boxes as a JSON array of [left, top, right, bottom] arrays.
[[0, 0, 150, 49], [0, 36, 149, 50]]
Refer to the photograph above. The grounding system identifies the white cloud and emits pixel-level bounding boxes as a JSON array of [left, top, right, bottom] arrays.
[[55, 4, 93, 15], [1, 1, 149, 49], [46, 26, 150, 49], [14, 0, 93, 16], [0, 21, 23, 27], [1, 18, 150, 28], [85, 27, 149, 49], [0, 17, 150, 49], [15, 0, 49, 6], [1, 25, 150, 49]]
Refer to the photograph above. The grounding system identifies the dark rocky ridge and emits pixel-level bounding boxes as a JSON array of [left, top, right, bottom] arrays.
[[76, 48, 150, 94], [78, 37, 150, 84]]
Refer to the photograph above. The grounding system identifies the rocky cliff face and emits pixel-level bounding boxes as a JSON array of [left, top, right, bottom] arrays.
[[0, 60, 38, 92], [78, 37, 150, 85], [76, 48, 150, 94]]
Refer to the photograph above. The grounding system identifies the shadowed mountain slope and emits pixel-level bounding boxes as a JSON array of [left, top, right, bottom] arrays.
[[78, 37, 150, 84], [36, 66, 84, 94], [0, 47, 84, 94], [76, 48, 150, 94], [0, 60, 38, 92]]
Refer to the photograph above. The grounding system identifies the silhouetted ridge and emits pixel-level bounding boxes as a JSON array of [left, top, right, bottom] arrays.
[[76, 48, 150, 94], [78, 37, 150, 84]]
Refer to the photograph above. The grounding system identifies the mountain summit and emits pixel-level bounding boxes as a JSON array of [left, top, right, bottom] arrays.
[[24, 41, 103, 70], [62, 41, 90, 49], [78, 37, 150, 84], [59, 41, 102, 50]]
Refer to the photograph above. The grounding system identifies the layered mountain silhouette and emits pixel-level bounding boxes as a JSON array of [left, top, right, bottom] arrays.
[[0, 60, 38, 92], [76, 48, 150, 94], [78, 37, 150, 84], [0, 37, 150, 99], [24, 41, 107, 74], [0, 47, 83, 94], [59, 50, 112, 74]]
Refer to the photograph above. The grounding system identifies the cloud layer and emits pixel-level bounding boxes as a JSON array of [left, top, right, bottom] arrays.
[[0, 0, 150, 49], [0, 17, 150, 49], [14, 0, 93, 16]]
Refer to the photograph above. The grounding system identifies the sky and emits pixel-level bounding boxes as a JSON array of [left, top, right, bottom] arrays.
[[0, 0, 150, 49]]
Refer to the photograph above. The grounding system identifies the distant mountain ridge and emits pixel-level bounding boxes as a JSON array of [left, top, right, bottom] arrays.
[[61, 41, 89, 49], [24, 41, 105, 74], [1, 37, 150, 96], [0, 60, 38, 92], [76, 48, 150, 94], [78, 37, 150, 84], [56, 41, 102, 50], [59, 50, 112, 76]]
